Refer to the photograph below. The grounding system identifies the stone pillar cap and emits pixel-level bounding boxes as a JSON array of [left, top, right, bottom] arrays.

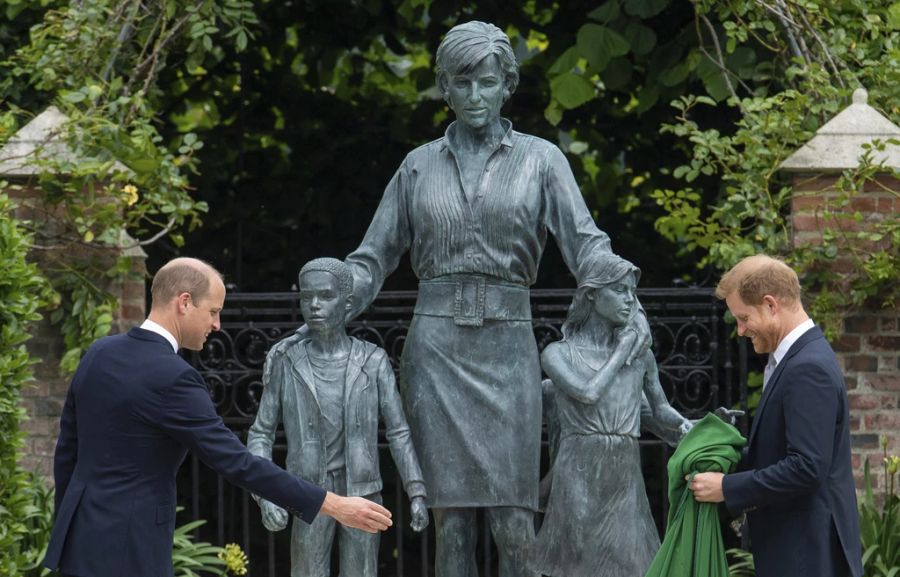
[[0, 106, 133, 177], [780, 87, 900, 173]]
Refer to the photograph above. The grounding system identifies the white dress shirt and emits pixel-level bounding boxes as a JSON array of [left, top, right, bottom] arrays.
[[764, 318, 815, 389], [139, 319, 179, 353]]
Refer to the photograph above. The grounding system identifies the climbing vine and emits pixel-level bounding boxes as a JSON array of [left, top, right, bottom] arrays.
[[650, 0, 900, 336], [1, 0, 257, 373]]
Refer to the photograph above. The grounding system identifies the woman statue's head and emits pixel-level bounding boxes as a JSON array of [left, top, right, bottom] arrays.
[[435, 21, 520, 106], [561, 249, 641, 339]]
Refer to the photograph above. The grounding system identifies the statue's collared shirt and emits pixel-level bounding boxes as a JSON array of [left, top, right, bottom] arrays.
[[346, 118, 611, 316]]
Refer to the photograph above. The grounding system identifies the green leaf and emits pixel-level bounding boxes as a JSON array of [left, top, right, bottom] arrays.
[[888, 2, 900, 29], [601, 57, 632, 90], [550, 73, 596, 109], [588, 1, 620, 23], [624, 22, 657, 56], [62, 91, 86, 103], [695, 56, 731, 101], [544, 100, 564, 126], [576, 23, 630, 72], [635, 84, 659, 113], [548, 47, 579, 75], [726, 46, 757, 77], [623, 0, 669, 18]]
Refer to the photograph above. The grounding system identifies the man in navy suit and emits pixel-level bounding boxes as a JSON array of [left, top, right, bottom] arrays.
[[690, 254, 862, 577], [44, 257, 393, 577]]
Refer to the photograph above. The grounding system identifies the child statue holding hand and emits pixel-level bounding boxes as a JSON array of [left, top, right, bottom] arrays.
[[248, 258, 428, 577]]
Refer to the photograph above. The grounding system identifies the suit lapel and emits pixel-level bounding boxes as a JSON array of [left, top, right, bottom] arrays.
[[748, 326, 824, 446]]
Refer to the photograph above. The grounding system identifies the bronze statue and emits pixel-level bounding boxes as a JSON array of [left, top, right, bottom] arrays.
[[341, 21, 654, 577], [248, 258, 428, 577], [530, 249, 691, 577], [269, 21, 650, 577]]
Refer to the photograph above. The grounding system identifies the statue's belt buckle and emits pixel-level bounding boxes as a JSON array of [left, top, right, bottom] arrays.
[[453, 277, 486, 327]]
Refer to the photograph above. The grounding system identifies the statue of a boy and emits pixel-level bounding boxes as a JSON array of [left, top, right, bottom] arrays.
[[247, 258, 429, 577]]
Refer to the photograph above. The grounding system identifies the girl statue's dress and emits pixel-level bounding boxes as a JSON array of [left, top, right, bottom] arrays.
[[529, 249, 688, 577], [530, 343, 663, 577]]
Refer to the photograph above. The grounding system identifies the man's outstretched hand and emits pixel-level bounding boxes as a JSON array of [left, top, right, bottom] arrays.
[[320, 493, 393, 533]]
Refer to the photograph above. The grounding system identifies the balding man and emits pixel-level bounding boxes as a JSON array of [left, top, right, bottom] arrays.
[[44, 258, 392, 577], [689, 254, 862, 577]]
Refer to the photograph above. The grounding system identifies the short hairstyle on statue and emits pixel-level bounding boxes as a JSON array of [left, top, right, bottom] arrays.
[[150, 257, 222, 307], [715, 254, 801, 306], [299, 258, 354, 298], [435, 21, 520, 101]]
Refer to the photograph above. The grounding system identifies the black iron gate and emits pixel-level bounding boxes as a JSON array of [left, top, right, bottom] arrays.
[[180, 288, 750, 577]]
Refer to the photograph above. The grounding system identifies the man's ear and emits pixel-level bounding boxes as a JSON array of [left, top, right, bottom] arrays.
[[345, 293, 354, 312], [176, 292, 191, 315], [762, 294, 779, 315]]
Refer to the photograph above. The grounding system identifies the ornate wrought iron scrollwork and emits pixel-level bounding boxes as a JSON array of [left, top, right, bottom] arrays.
[[185, 288, 740, 424]]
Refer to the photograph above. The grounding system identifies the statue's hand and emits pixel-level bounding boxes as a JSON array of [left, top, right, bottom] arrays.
[[678, 419, 694, 439], [260, 499, 289, 532], [410, 496, 429, 533], [616, 327, 639, 351], [625, 310, 652, 366], [714, 407, 745, 426]]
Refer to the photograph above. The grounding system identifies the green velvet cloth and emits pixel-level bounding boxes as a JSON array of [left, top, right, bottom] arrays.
[[645, 413, 747, 577]]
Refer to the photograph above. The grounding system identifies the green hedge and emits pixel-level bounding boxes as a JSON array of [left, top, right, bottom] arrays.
[[0, 191, 54, 576]]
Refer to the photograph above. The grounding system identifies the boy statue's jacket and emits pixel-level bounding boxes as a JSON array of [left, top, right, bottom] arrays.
[[248, 336, 426, 499]]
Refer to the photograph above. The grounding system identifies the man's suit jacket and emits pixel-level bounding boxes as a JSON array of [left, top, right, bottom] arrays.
[[248, 337, 425, 500], [722, 326, 862, 577], [44, 327, 326, 577]]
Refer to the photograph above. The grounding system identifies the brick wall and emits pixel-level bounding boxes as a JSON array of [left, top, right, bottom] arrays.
[[11, 182, 147, 478], [791, 174, 900, 493]]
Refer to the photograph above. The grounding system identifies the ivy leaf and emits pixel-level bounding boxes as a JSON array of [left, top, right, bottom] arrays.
[[576, 23, 630, 72], [550, 73, 596, 109]]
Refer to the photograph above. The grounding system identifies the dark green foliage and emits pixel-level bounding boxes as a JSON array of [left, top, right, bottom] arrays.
[[0, 192, 54, 576], [860, 442, 900, 577]]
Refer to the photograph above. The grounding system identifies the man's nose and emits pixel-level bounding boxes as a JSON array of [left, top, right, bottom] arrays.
[[736, 322, 746, 336], [212, 313, 221, 332]]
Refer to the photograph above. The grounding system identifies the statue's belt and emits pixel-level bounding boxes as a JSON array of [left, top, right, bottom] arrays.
[[414, 276, 532, 327]]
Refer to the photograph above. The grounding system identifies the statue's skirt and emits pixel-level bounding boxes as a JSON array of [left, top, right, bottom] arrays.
[[399, 312, 541, 509]]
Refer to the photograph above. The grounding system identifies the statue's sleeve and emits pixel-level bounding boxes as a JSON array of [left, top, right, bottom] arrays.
[[541, 145, 611, 281], [247, 350, 285, 461], [345, 159, 413, 319], [376, 351, 427, 499]]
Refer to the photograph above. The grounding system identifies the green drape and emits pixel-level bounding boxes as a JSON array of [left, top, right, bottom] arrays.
[[645, 413, 747, 577]]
